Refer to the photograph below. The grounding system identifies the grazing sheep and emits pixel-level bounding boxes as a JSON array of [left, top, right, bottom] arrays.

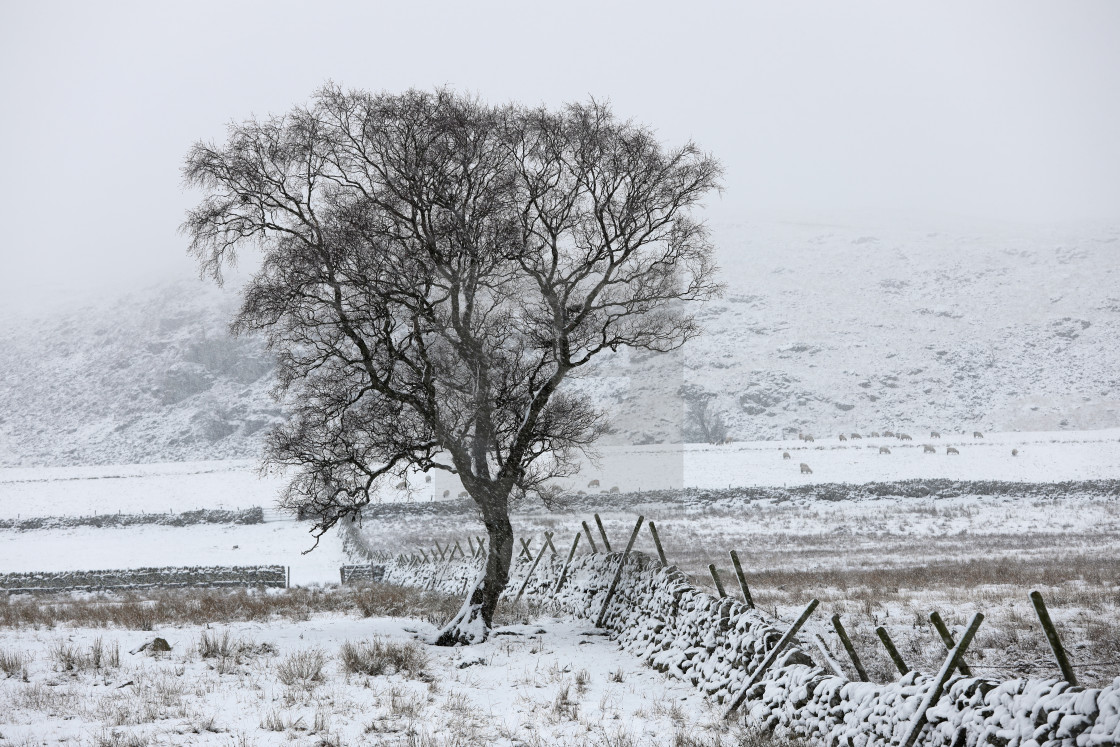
[[395, 481, 408, 490], [870, 431, 881, 438], [424, 474, 432, 483], [442, 489, 450, 498], [883, 430, 895, 438], [947, 447, 960, 455], [923, 444, 936, 453], [458, 490, 469, 498], [1011, 448, 1019, 456], [800, 463, 812, 474], [850, 433, 862, 439], [879, 446, 891, 454], [930, 431, 941, 438], [899, 433, 912, 441], [804, 435, 815, 443], [588, 479, 600, 488], [782, 451, 791, 460], [839, 434, 848, 442], [609, 486, 620, 493], [973, 431, 984, 439], [577, 490, 586, 495]]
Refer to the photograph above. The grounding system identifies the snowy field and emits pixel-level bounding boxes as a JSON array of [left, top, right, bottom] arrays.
[[0, 431, 1118, 744]]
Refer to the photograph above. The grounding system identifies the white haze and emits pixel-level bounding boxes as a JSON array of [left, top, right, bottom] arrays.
[[1, 0, 1118, 315]]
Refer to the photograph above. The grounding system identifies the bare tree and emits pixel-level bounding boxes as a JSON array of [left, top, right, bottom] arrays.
[[182, 85, 722, 644]]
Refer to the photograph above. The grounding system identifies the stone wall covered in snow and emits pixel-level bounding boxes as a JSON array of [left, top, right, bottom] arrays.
[[382, 551, 1120, 746]]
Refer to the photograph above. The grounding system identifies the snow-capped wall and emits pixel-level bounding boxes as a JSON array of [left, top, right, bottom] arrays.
[[382, 551, 1120, 746]]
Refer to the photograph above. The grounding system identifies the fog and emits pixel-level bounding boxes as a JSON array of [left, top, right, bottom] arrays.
[[2, 0, 1118, 314]]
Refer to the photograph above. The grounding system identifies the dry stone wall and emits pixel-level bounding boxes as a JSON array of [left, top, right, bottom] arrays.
[[382, 551, 1120, 747]]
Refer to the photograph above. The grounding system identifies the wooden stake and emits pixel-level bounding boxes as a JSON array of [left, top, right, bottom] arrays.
[[453, 540, 465, 560], [433, 542, 446, 561], [708, 564, 728, 598], [581, 521, 599, 553], [476, 536, 486, 554], [515, 540, 550, 602], [542, 531, 557, 555], [729, 550, 754, 608], [875, 626, 910, 675], [647, 520, 668, 565], [593, 515, 644, 628], [594, 513, 612, 552], [552, 532, 582, 595], [831, 614, 869, 682], [812, 633, 845, 677], [418, 549, 430, 563], [725, 599, 819, 716], [466, 536, 476, 557], [899, 613, 984, 747], [1030, 590, 1077, 685], [929, 611, 972, 676], [518, 537, 533, 560]]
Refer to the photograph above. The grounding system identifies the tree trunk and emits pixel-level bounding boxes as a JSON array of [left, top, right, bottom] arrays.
[[433, 495, 513, 646]]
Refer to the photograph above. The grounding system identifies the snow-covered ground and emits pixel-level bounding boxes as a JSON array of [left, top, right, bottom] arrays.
[[0, 611, 731, 746]]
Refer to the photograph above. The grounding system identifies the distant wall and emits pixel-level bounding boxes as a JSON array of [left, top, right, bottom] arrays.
[[0, 564, 287, 592], [382, 552, 1120, 746]]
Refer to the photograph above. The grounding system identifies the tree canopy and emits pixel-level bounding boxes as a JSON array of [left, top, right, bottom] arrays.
[[183, 85, 722, 643]]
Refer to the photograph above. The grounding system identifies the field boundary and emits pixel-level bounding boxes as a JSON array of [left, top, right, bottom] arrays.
[[0, 564, 288, 592], [370, 519, 1120, 746]]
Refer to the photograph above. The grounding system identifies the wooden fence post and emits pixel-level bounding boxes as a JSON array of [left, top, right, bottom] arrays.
[[452, 540, 465, 560], [812, 633, 845, 677], [875, 626, 909, 675], [593, 515, 644, 628], [647, 520, 668, 565], [729, 550, 754, 608], [724, 599, 819, 717], [708, 564, 728, 598], [518, 538, 533, 560], [466, 536, 475, 557], [418, 548, 430, 563], [552, 532, 582, 595], [1030, 590, 1077, 685], [831, 614, 869, 682], [594, 514, 613, 552], [542, 531, 557, 555], [581, 521, 600, 553], [929, 611, 971, 676], [899, 613, 984, 747], [476, 536, 486, 555], [515, 540, 550, 602]]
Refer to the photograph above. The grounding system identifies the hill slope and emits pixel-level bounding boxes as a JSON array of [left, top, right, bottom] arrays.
[[2, 219, 1118, 465]]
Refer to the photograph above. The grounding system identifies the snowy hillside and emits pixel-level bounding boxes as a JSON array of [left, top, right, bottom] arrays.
[[1, 219, 1118, 466]]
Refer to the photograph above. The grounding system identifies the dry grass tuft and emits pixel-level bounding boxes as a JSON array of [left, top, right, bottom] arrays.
[[339, 637, 428, 678]]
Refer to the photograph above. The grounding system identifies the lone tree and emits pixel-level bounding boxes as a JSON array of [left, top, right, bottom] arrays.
[[183, 85, 722, 644]]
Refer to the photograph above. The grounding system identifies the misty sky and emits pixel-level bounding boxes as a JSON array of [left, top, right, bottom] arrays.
[[1, 1, 1118, 312]]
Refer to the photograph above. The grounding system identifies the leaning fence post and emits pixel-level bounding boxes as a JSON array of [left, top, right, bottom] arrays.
[[418, 548, 430, 563], [812, 633, 845, 677], [542, 531, 557, 555], [708, 564, 728, 598], [515, 540, 550, 602], [552, 532, 582, 595], [929, 611, 971, 676], [725, 598, 819, 717], [899, 613, 984, 747], [647, 520, 668, 565], [831, 614, 869, 682], [594, 514, 613, 552], [476, 536, 486, 555], [1030, 590, 1077, 685], [581, 521, 600, 554], [875, 626, 910, 675], [593, 515, 644, 628], [453, 540, 465, 560], [518, 537, 533, 560], [466, 536, 476, 557], [729, 550, 754, 608]]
